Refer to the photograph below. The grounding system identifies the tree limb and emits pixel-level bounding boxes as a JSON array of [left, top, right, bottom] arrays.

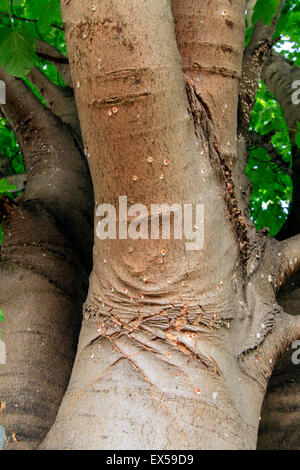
[[262, 51, 300, 238], [261, 235, 300, 292], [245, 307, 300, 377], [266, 309, 300, 359], [262, 51, 300, 144], [35, 41, 72, 88], [247, 131, 292, 175], [246, 0, 257, 27], [0, 11, 64, 31], [171, 0, 246, 160], [280, 234, 300, 278], [2, 173, 26, 191], [238, 0, 285, 136], [27, 67, 80, 137], [0, 153, 9, 176], [0, 69, 93, 259]]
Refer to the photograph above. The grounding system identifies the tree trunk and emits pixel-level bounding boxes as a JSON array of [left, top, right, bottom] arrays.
[[40, 0, 300, 450], [0, 71, 93, 449]]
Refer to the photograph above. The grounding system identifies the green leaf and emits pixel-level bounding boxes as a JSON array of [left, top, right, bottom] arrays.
[[0, 25, 36, 77], [247, 80, 293, 237], [30, 0, 62, 34], [0, 310, 4, 323], [0, 25, 11, 45], [0, 0, 12, 14], [295, 122, 300, 149], [0, 178, 17, 193], [252, 0, 281, 26]]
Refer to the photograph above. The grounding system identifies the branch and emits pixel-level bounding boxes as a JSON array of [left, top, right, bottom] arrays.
[[238, 0, 285, 136], [0, 153, 9, 176], [262, 51, 300, 144], [2, 173, 26, 191], [243, 308, 300, 380], [35, 41, 72, 88], [266, 309, 300, 358], [36, 51, 69, 65], [0, 69, 93, 258], [287, 313, 300, 346], [0, 11, 64, 31], [27, 67, 80, 137], [247, 131, 292, 175], [280, 234, 300, 278], [262, 52, 300, 238], [171, 0, 245, 159], [246, 0, 257, 27], [261, 235, 300, 292]]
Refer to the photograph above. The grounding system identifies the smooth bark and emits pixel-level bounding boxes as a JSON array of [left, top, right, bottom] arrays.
[[40, 0, 300, 450], [0, 72, 93, 449]]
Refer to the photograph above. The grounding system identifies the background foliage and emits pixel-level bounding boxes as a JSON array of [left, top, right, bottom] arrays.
[[0, 0, 299, 241]]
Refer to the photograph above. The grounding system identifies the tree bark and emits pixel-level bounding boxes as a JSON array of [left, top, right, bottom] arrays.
[[257, 53, 300, 450], [0, 71, 93, 449], [40, 0, 300, 450]]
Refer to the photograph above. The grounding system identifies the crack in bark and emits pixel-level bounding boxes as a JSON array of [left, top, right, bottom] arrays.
[[92, 91, 151, 108], [58, 357, 125, 419], [185, 79, 250, 265], [192, 63, 241, 80]]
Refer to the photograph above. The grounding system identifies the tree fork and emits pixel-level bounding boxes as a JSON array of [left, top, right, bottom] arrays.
[[38, 0, 300, 450]]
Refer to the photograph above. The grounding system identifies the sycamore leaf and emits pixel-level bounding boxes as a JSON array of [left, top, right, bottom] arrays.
[[0, 26, 36, 77], [0, 25, 11, 44], [252, 0, 281, 26], [0, 26, 11, 70], [0, 0, 11, 14], [30, 0, 62, 34]]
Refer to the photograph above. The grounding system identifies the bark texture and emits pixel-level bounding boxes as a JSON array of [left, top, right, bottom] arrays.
[[257, 53, 300, 450], [0, 71, 93, 449], [0, 0, 299, 451], [40, 0, 300, 450], [258, 272, 300, 449]]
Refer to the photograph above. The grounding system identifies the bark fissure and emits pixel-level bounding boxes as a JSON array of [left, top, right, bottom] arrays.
[[186, 79, 250, 265]]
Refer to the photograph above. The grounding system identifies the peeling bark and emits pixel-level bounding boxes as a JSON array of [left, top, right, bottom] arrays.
[[238, 0, 285, 136]]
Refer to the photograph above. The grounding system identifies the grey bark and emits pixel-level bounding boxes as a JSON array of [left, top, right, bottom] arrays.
[[0, 71, 93, 449]]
